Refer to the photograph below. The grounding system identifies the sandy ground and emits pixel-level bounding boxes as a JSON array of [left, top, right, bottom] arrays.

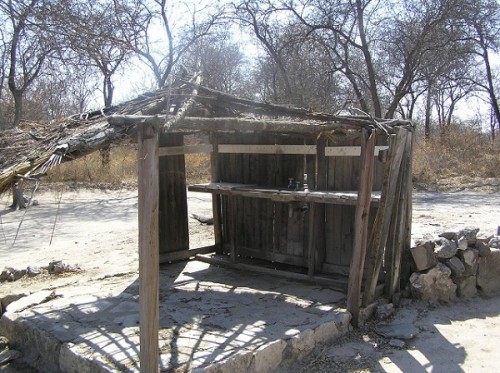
[[1, 186, 500, 372]]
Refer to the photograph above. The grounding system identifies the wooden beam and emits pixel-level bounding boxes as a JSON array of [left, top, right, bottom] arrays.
[[158, 144, 212, 156], [156, 143, 390, 157], [210, 133, 223, 252], [346, 128, 376, 327], [176, 117, 364, 134], [159, 245, 217, 263], [195, 254, 348, 291], [325, 146, 388, 157], [218, 144, 317, 155], [138, 123, 159, 373]]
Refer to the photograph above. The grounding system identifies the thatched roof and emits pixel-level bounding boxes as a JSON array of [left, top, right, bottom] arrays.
[[0, 75, 413, 195]]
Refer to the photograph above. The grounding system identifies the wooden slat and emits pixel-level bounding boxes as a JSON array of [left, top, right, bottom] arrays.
[[196, 254, 348, 291], [138, 123, 159, 373], [158, 144, 212, 156], [159, 245, 217, 263], [159, 134, 189, 254], [210, 134, 223, 252], [157, 143, 390, 157], [218, 144, 316, 155], [188, 182, 381, 206], [325, 145, 388, 157], [347, 128, 376, 327], [234, 245, 307, 267], [217, 144, 388, 156]]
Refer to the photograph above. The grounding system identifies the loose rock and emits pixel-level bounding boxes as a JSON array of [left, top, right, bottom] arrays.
[[476, 242, 491, 257], [457, 238, 468, 250], [477, 248, 500, 295], [457, 249, 479, 276], [47, 261, 80, 274], [375, 304, 394, 320], [458, 227, 480, 246], [455, 276, 478, 298], [388, 339, 406, 348], [488, 237, 500, 249], [374, 323, 419, 340], [410, 244, 437, 271], [445, 256, 465, 278], [433, 238, 457, 259], [439, 232, 458, 243], [409, 263, 457, 303]]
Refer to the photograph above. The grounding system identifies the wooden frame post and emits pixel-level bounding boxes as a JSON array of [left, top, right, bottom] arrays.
[[346, 128, 376, 327], [138, 123, 159, 373]]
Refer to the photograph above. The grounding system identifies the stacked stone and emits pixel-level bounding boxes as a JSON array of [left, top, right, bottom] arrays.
[[408, 227, 500, 302]]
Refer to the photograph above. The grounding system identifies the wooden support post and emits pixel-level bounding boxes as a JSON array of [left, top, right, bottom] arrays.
[[307, 202, 316, 277], [210, 133, 223, 252], [230, 196, 237, 263], [347, 128, 376, 327], [138, 123, 159, 373], [307, 137, 327, 277], [362, 128, 409, 307]]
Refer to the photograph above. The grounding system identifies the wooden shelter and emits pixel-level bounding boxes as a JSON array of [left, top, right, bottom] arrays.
[[0, 76, 414, 372]]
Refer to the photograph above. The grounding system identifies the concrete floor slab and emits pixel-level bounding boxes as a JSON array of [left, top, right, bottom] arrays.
[[0, 260, 350, 372]]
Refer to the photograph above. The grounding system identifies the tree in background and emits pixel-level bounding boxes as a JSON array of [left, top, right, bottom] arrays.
[[113, 0, 226, 88], [181, 38, 246, 95], [458, 0, 500, 139], [1, 0, 58, 127]]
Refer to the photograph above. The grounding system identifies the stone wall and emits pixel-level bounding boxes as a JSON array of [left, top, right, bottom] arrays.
[[406, 227, 500, 302]]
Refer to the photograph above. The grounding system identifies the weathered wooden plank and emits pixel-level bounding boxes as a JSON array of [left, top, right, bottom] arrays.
[[187, 183, 381, 206], [309, 137, 327, 276], [196, 254, 348, 291], [138, 123, 159, 373], [307, 202, 317, 277], [234, 246, 308, 267], [211, 144, 391, 156], [218, 144, 316, 155], [347, 128, 376, 327], [384, 130, 413, 299], [158, 144, 212, 156], [362, 128, 409, 306], [210, 133, 223, 252], [325, 145, 388, 157], [158, 133, 189, 254], [159, 245, 217, 263]]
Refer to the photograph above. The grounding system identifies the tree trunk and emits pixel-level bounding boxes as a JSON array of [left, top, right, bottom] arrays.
[[424, 83, 433, 140], [12, 91, 23, 128], [482, 46, 500, 135], [11, 182, 26, 210]]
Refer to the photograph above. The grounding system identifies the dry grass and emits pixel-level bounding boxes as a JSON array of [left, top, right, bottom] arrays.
[[47, 146, 139, 188], [46, 145, 212, 187], [413, 125, 500, 186], [45, 125, 500, 191]]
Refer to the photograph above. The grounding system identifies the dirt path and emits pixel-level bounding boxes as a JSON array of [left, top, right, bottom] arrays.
[[1, 187, 499, 372]]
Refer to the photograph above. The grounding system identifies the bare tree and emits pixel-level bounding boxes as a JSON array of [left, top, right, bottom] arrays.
[[458, 0, 500, 134], [113, 0, 226, 88], [181, 38, 246, 95], [0, 0, 56, 127]]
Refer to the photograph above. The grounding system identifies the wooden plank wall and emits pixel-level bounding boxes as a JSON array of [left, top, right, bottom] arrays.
[[211, 132, 388, 276], [321, 133, 387, 276], [158, 133, 189, 255], [216, 133, 308, 265]]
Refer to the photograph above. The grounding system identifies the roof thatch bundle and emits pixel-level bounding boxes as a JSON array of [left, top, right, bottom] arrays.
[[0, 74, 412, 195]]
